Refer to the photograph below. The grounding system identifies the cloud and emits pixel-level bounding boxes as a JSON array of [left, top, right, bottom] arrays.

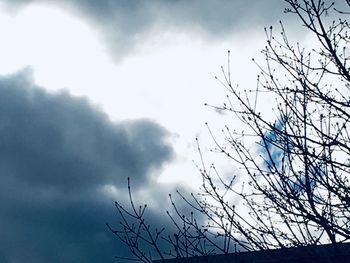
[[0, 69, 173, 262], [2, 0, 288, 61]]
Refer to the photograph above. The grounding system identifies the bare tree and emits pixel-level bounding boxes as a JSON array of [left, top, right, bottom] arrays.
[[108, 0, 350, 261]]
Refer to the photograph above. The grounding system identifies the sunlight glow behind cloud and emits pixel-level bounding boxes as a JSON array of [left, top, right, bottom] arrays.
[[0, 4, 116, 93]]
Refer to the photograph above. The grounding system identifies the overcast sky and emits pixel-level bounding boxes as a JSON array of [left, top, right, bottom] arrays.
[[0, 1, 299, 262]]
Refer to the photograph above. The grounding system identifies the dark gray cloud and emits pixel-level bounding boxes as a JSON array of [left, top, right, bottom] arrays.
[[0, 69, 173, 262], [3, 0, 288, 61]]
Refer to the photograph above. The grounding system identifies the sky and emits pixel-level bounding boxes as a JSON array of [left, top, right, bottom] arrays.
[[0, 0, 298, 262]]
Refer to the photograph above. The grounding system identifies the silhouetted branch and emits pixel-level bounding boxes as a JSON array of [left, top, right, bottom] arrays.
[[110, 0, 350, 261]]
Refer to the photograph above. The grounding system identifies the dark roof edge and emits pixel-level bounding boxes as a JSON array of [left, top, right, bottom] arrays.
[[153, 242, 350, 263]]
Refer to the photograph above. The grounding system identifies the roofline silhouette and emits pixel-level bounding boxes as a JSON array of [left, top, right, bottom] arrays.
[[153, 242, 350, 263]]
